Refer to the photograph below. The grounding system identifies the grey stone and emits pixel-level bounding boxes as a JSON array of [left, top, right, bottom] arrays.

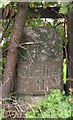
[[16, 27, 63, 101]]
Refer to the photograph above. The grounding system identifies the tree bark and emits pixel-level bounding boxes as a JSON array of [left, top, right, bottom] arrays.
[[65, 11, 73, 95], [67, 11, 73, 78], [2, 2, 28, 99]]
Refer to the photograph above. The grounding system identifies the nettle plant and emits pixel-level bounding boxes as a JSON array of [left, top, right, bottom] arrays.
[[0, 109, 5, 120], [25, 90, 73, 118]]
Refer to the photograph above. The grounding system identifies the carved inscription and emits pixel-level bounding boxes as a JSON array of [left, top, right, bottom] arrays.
[[18, 64, 53, 79], [17, 61, 62, 95]]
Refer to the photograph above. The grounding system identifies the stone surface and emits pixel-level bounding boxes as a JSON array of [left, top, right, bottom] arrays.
[[16, 27, 63, 96], [17, 61, 62, 95], [19, 27, 63, 62]]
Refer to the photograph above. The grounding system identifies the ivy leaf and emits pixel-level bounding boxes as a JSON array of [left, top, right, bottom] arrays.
[[59, 3, 69, 15]]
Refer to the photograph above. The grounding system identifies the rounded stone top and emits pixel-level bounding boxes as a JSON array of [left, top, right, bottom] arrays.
[[20, 27, 63, 61]]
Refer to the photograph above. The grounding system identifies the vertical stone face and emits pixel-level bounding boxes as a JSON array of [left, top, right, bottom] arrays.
[[17, 61, 62, 95], [20, 27, 63, 62], [16, 27, 63, 96], [0, 8, 2, 19]]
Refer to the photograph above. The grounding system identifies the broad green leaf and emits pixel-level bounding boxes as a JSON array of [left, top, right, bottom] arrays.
[[59, 3, 69, 14], [0, 0, 10, 8]]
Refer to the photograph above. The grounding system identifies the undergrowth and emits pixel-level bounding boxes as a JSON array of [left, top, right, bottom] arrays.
[[0, 89, 73, 119], [25, 89, 73, 119]]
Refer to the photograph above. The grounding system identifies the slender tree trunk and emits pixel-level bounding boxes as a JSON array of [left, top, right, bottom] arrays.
[[65, 11, 73, 95], [2, 2, 28, 99], [67, 11, 73, 78]]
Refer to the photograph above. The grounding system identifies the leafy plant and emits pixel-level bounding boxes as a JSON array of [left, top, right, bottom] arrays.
[[0, 0, 9, 8], [59, 2, 73, 15], [0, 108, 5, 120], [25, 89, 73, 118]]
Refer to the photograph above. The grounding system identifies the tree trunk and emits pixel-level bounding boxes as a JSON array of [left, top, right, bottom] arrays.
[[65, 11, 73, 95], [67, 11, 73, 78], [2, 2, 28, 99]]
